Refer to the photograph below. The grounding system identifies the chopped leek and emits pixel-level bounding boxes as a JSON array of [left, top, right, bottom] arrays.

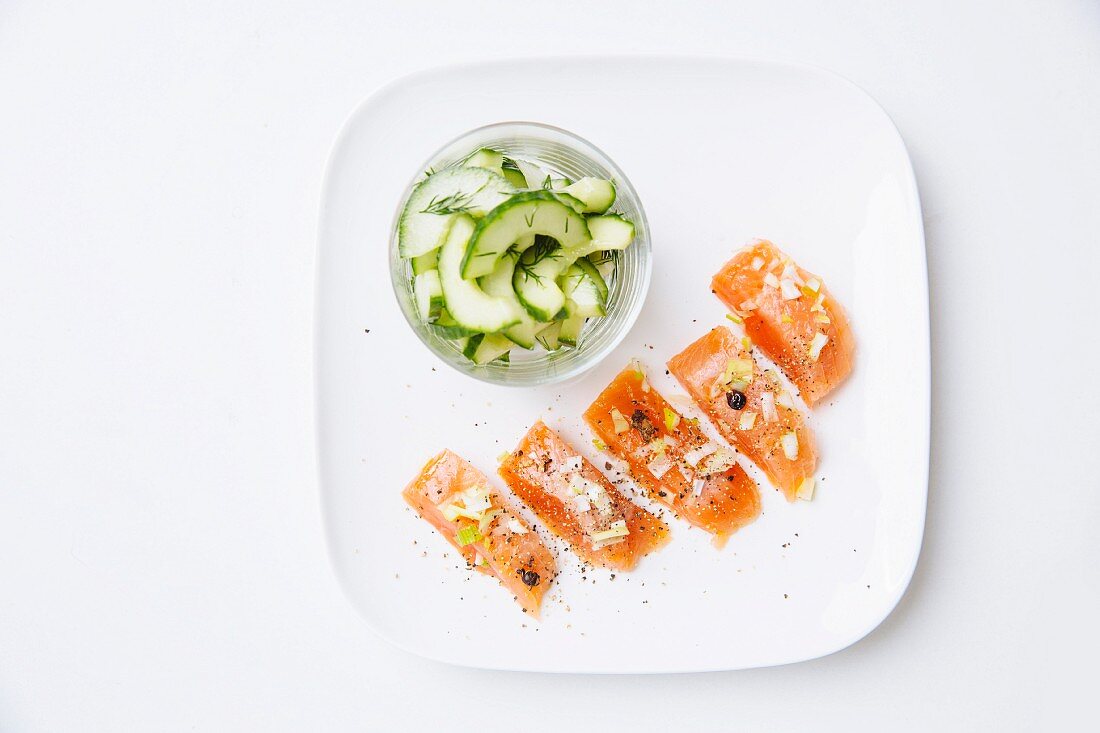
[[761, 392, 778, 423], [442, 503, 482, 522], [610, 407, 630, 433], [647, 453, 673, 479], [780, 432, 799, 460], [777, 390, 796, 410], [780, 279, 801, 300], [683, 441, 718, 467], [701, 447, 737, 475], [592, 437, 608, 452], [455, 525, 482, 547], [781, 264, 804, 286], [478, 508, 502, 534], [737, 411, 757, 430], [506, 518, 529, 535], [590, 519, 629, 543], [585, 483, 613, 515], [796, 477, 815, 501], [461, 485, 492, 513], [663, 406, 680, 431], [718, 358, 754, 391], [763, 272, 780, 289], [808, 332, 829, 361]]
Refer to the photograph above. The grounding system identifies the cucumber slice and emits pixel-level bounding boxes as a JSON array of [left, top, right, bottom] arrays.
[[553, 192, 587, 214], [512, 228, 618, 321], [501, 166, 528, 189], [478, 251, 541, 348], [515, 159, 549, 189], [462, 334, 483, 361], [586, 214, 635, 252], [413, 270, 444, 321], [398, 167, 515, 258], [410, 250, 438, 275], [461, 191, 590, 279], [470, 332, 513, 365], [571, 257, 609, 300], [464, 148, 504, 174], [588, 251, 616, 282], [561, 177, 616, 213], [438, 215, 522, 333], [513, 241, 570, 321], [560, 259, 608, 318], [535, 321, 562, 351], [558, 311, 586, 346], [431, 309, 478, 339]]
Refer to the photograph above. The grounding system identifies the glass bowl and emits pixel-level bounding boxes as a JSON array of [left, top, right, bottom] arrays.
[[389, 121, 651, 387]]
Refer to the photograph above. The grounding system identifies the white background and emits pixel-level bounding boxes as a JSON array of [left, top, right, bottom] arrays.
[[1, 1, 1097, 730]]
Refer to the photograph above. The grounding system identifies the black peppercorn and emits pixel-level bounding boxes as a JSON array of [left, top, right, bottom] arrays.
[[518, 569, 540, 587], [726, 390, 747, 410]]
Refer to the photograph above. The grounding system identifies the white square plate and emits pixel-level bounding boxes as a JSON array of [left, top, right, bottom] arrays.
[[315, 56, 928, 673]]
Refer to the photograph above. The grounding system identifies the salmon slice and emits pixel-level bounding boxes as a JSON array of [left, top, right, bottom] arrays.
[[667, 327, 817, 501], [402, 449, 557, 616], [498, 421, 670, 571], [711, 240, 855, 406], [583, 363, 760, 547]]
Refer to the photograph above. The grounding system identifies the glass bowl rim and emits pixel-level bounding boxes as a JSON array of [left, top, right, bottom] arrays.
[[388, 120, 652, 388]]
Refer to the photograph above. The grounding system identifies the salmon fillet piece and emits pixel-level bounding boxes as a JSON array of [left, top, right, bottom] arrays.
[[667, 327, 817, 501], [583, 363, 760, 547], [711, 240, 854, 406], [402, 449, 557, 616], [498, 421, 670, 571]]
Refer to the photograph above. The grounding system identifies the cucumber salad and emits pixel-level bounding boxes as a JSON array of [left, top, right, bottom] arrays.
[[399, 147, 637, 365]]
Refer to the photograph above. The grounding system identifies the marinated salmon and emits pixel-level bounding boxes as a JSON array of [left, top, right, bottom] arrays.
[[711, 240, 854, 406], [583, 363, 760, 547], [403, 449, 557, 616], [498, 421, 670, 571], [667, 327, 817, 501]]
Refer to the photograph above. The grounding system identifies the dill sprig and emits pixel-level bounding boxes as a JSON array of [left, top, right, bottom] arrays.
[[419, 190, 475, 215], [419, 180, 490, 216], [588, 250, 616, 266], [515, 237, 563, 285]]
